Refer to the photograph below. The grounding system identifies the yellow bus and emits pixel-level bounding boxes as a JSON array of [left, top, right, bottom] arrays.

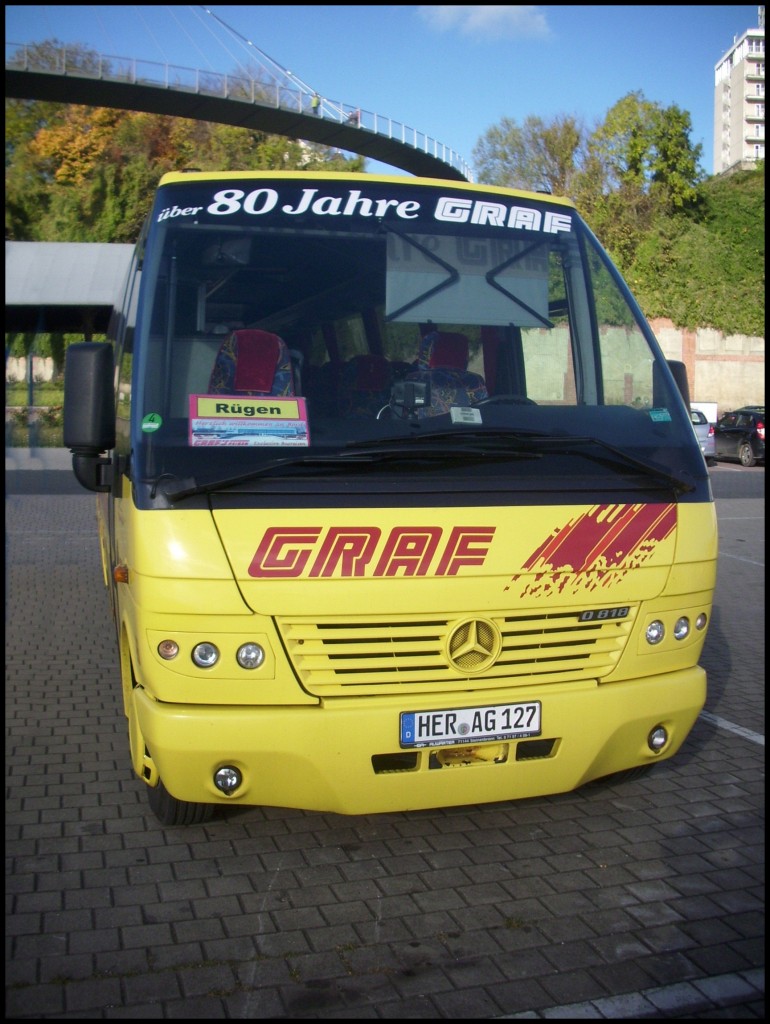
[[64, 171, 717, 825]]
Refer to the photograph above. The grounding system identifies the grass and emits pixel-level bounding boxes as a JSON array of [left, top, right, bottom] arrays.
[[5, 421, 64, 448], [5, 386, 65, 446], [6, 382, 64, 407]]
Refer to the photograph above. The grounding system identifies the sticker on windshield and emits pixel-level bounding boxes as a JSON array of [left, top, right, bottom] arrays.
[[648, 409, 672, 422], [142, 413, 163, 433], [189, 395, 310, 446], [450, 407, 482, 424]]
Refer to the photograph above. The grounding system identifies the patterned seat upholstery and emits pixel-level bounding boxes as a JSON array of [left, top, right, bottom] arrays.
[[208, 329, 295, 396], [405, 331, 487, 416]]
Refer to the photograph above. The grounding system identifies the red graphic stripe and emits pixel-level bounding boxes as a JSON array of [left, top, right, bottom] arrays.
[[522, 503, 676, 573]]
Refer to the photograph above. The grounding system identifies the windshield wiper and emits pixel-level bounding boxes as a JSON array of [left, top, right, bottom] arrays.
[[164, 454, 371, 501], [342, 430, 545, 458], [535, 435, 696, 493], [344, 427, 551, 450], [163, 443, 540, 501], [349, 430, 695, 492], [163, 430, 694, 501]]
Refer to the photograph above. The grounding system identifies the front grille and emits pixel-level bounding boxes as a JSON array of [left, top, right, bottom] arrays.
[[279, 606, 636, 696]]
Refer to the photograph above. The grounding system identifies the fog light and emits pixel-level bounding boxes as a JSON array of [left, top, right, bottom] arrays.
[[645, 620, 665, 645], [673, 617, 690, 640], [192, 642, 219, 668], [696, 613, 708, 630], [648, 726, 668, 752], [214, 766, 242, 795], [237, 642, 265, 669], [158, 639, 179, 660]]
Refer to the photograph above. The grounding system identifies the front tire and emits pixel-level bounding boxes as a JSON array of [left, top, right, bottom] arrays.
[[147, 778, 215, 826]]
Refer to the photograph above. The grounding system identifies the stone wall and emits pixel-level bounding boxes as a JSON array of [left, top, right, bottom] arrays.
[[650, 318, 765, 417]]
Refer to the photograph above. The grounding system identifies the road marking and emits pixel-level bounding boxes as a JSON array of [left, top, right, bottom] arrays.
[[701, 710, 764, 746], [719, 551, 765, 567]]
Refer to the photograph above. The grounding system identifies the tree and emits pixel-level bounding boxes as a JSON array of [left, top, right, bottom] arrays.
[[7, 104, 365, 242], [572, 92, 704, 270], [581, 92, 657, 194], [472, 93, 705, 269], [467, 93, 760, 332], [648, 103, 703, 214], [473, 114, 586, 196], [30, 104, 126, 187], [627, 166, 764, 334]]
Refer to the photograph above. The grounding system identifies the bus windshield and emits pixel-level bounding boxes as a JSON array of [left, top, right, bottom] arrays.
[[121, 174, 704, 498]]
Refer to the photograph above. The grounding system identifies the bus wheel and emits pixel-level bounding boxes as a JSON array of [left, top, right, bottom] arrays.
[[147, 778, 215, 826]]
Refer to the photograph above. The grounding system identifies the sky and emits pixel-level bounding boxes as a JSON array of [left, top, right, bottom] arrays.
[[6, 4, 763, 178]]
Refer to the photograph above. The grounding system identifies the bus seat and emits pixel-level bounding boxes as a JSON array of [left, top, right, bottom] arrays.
[[418, 331, 469, 370], [407, 331, 487, 416], [339, 354, 393, 417], [208, 329, 295, 396]]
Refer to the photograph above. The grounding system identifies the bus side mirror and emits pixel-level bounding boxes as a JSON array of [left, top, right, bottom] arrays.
[[666, 359, 691, 410], [63, 342, 116, 492]]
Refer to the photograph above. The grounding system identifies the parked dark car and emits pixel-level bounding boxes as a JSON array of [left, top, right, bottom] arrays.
[[714, 406, 765, 467], [689, 409, 716, 465]]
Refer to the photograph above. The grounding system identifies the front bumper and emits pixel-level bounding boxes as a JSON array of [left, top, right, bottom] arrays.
[[134, 668, 706, 815]]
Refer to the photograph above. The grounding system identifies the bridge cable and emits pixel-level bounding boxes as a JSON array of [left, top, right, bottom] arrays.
[[199, 6, 318, 99]]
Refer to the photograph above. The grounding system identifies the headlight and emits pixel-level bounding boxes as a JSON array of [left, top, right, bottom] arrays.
[[645, 620, 665, 645], [673, 617, 690, 640], [237, 642, 265, 669], [192, 642, 220, 668]]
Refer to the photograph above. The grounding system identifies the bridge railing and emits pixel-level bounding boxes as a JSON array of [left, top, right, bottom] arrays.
[[6, 42, 474, 181]]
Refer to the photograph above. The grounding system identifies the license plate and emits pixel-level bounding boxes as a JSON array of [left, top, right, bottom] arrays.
[[400, 701, 541, 749]]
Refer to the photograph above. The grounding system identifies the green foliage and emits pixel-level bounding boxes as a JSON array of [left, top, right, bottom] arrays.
[[648, 103, 703, 213], [628, 168, 765, 334], [6, 333, 105, 382], [473, 113, 586, 196], [5, 332, 37, 360], [5, 408, 64, 448], [571, 93, 706, 270], [6, 384, 64, 405]]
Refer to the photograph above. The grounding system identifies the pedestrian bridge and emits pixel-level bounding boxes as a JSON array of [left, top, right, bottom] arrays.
[[5, 41, 472, 182]]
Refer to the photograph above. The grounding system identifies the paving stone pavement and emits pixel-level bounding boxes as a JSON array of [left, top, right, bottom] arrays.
[[5, 458, 764, 1019]]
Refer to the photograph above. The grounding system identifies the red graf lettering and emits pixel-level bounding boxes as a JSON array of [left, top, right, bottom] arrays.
[[248, 527, 322, 578], [435, 527, 496, 576], [374, 527, 442, 576], [309, 527, 381, 577]]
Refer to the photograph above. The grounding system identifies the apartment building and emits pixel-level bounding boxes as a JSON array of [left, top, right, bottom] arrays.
[[714, 6, 765, 174]]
